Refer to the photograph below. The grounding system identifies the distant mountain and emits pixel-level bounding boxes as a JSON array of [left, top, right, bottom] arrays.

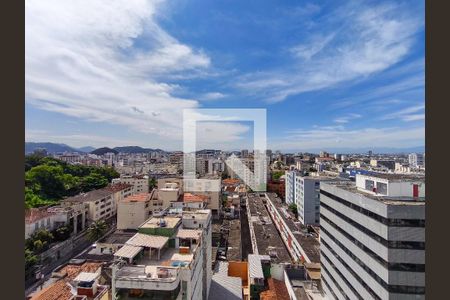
[[25, 142, 81, 154], [113, 146, 150, 153], [91, 147, 118, 155], [113, 146, 167, 153], [77, 146, 96, 152]]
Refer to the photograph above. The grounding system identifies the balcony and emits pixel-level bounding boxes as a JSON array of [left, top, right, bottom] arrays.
[[115, 265, 180, 291]]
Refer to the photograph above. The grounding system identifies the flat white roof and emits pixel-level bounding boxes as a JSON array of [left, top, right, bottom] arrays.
[[114, 245, 143, 259]]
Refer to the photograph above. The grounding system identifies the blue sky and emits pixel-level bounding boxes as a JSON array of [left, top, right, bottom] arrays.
[[25, 0, 424, 152]]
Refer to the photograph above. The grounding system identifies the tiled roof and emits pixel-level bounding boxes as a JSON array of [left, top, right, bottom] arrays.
[[106, 183, 133, 193], [25, 207, 53, 224], [30, 262, 102, 300], [62, 189, 113, 203], [122, 193, 150, 202], [183, 193, 209, 203]]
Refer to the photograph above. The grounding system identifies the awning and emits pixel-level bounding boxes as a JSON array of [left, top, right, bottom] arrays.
[[126, 233, 169, 249], [176, 229, 202, 239], [114, 245, 143, 260]]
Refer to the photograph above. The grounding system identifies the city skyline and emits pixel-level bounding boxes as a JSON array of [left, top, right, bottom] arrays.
[[26, 0, 424, 151]]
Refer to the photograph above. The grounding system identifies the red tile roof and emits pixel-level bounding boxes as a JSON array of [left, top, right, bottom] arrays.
[[183, 193, 209, 203], [106, 183, 133, 192], [25, 207, 53, 224], [30, 262, 102, 300], [122, 193, 150, 202]]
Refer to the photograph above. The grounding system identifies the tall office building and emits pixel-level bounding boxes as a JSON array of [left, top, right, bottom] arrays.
[[320, 174, 425, 300]]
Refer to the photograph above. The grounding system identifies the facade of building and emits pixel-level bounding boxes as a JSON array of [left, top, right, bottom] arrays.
[[61, 188, 116, 223], [408, 153, 424, 168], [112, 174, 149, 193], [112, 209, 212, 300], [117, 193, 152, 230], [320, 174, 425, 300], [285, 171, 332, 226], [285, 171, 297, 205]]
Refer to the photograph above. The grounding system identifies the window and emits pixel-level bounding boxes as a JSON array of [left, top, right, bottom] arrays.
[[376, 182, 388, 195], [365, 180, 375, 191]]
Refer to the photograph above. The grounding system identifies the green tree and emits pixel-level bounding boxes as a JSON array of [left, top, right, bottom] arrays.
[[87, 220, 108, 241], [25, 248, 38, 270], [148, 178, 157, 191], [81, 173, 108, 191], [25, 165, 66, 199], [289, 203, 298, 218], [272, 171, 284, 181]]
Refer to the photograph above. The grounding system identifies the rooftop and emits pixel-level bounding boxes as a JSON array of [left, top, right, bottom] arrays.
[[106, 183, 133, 193], [25, 207, 54, 224], [30, 262, 103, 300], [209, 261, 243, 300], [139, 216, 181, 229], [62, 189, 113, 203], [97, 230, 136, 245], [260, 278, 290, 300], [122, 193, 150, 202], [265, 193, 321, 263], [324, 180, 426, 205], [126, 233, 169, 249], [358, 173, 425, 181], [247, 194, 292, 263], [183, 193, 209, 203]]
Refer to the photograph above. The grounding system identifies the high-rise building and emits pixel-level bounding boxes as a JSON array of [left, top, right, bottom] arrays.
[[241, 149, 249, 158], [285, 171, 333, 225], [320, 174, 425, 300], [285, 170, 297, 205], [294, 176, 333, 225]]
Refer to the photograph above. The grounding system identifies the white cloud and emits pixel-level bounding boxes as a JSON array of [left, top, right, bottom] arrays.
[[382, 104, 425, 122], [25, 0, 244, 148], [199, 92, 227, 101], [333, 113, 362, 124], [274, 125, 424, 150], [236, 2, 423, 103]]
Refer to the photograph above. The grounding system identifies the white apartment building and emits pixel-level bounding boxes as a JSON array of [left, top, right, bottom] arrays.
[[294, 176, 332, 226], [61, 189, 116, 223], [320, 174, 425, 300], [408, 153, 424, 168], [285, 170, 297, 205], [285, 171, 333, 225], [112, 209, 212, 300], [112, 174, 149, 193]]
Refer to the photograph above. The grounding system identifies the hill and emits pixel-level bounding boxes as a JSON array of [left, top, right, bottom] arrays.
[[91, 147, 118, 155], [25, 142, 81, 154], [77, 146, 96, 152]]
